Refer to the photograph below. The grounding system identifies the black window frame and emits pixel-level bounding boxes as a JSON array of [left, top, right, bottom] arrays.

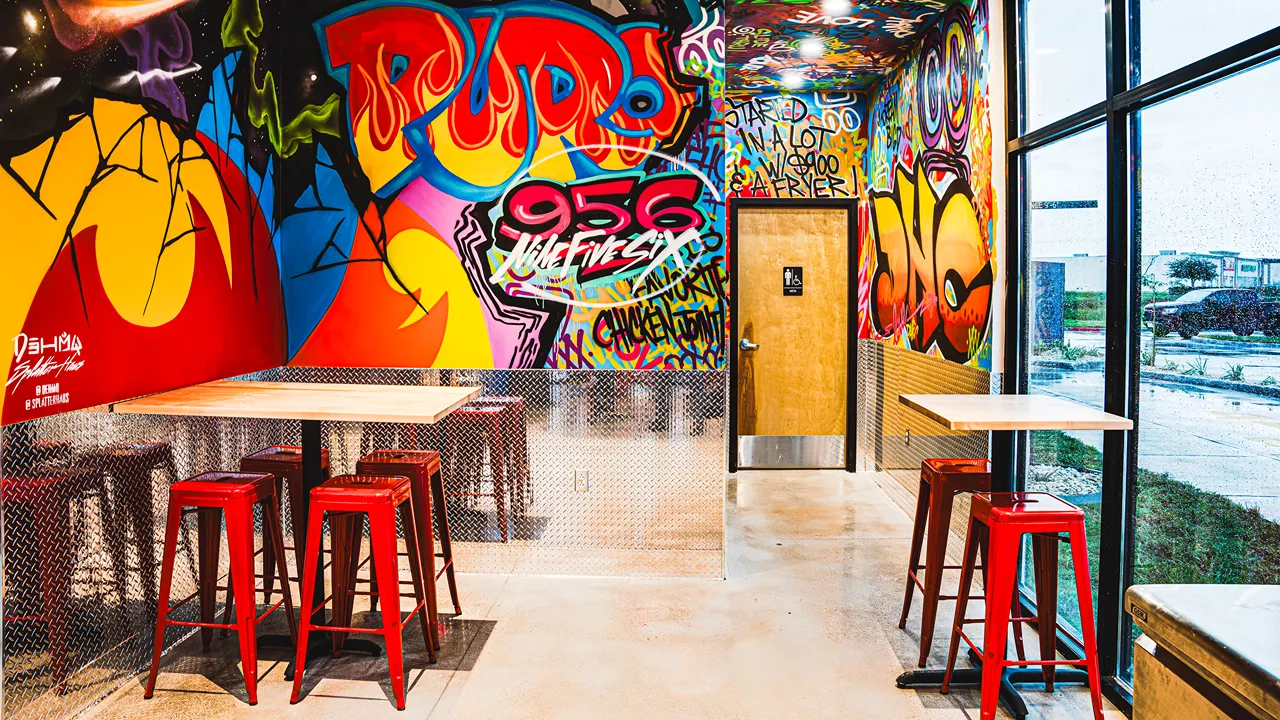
[[1004, 2, 1280, 714]]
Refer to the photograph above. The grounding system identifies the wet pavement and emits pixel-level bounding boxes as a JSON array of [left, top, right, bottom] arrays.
[[1034, 330, 1280, 522]]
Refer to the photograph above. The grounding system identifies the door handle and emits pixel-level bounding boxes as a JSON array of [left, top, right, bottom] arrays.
[[739, 338, 759, 351]]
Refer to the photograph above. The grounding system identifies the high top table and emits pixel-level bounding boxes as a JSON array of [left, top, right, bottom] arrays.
[[113, 379, 483, 678], [894, 393, 1132, 719]]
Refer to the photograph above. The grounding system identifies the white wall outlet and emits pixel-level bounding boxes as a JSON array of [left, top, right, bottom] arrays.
[[574, 470, 590, 492]]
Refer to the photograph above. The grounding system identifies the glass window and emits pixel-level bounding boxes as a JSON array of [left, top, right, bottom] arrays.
[[1130, 58, 1280, 679], [1022, 125, 1108, 637], [1024, 0, 1108, 131], [1138, 0, 1280, 82]]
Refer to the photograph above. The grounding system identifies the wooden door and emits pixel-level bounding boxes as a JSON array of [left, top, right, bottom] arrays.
[[734, 204, 850, 468]]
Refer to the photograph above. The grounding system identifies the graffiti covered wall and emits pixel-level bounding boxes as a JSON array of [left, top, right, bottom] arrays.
[[0, 1, 287, 424], [0, 0, 727, 423], [281, 0, 728, 372], [725, 90, 867, 200], [861, 0, 995, 370]]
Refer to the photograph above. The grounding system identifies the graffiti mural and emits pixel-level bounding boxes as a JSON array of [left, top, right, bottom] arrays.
[[283, 0, 727, 371], [726, 0, 952, 92], [861, 0, 994, 368], [0, 0, 726, 422], [0, 4, 287, 424], [725, 90, 867, 199]]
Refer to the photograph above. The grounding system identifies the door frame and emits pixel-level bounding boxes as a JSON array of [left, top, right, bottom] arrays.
[[727, 197, 859, 472]]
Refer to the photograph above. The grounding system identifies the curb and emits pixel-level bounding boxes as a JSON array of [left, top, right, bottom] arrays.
[[1140, 369, 1280, 399], [1185, 336, 1280, 355]]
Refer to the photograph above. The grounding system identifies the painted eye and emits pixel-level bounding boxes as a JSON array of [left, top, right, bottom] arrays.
[[624, 77, 663, 119], [547, 65, 576, 104]]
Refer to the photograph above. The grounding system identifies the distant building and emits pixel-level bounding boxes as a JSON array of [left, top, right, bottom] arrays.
[[1034, 251, 1280, 292]]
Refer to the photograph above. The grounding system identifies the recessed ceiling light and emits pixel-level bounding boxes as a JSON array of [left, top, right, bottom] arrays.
[[821, 0, 851, 17], [781, 72, 806, 90], [798, 38, 824, 59]]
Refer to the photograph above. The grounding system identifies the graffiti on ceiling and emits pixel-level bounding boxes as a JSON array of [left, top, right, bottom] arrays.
[[727, 0, 959, 92]]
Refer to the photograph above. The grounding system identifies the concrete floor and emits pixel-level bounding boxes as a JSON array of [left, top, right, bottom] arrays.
[[86, 471, 1124, 719]]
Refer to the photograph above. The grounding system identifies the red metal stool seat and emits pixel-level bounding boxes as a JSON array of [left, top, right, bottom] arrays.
[[291, 475, 432, 710], [1, 467, 103, 690], [899, 459, 1026, 667], [468, 397, 531, 509], [239, 446, 330, 603], [145, 472, 296, 706], [943, 492, 1104, 720], [444, 406, 510, 541], [355, 450, 462, 653]]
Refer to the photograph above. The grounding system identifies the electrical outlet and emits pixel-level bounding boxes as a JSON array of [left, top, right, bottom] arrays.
[[574, 469, 590, 492]]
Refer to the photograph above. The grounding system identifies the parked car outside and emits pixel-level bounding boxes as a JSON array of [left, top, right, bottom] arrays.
[[1143, 288, 1280, 339]]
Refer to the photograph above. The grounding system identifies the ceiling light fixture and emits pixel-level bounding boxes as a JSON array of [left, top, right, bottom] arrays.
[[23, 10, 39, 33], [781, 72, 806, 90], [821, 0, 851, 17], [798, 38, 824, 59]]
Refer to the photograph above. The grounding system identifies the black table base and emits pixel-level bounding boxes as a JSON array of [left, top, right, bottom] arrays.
[[896, 649, 1092, 720]]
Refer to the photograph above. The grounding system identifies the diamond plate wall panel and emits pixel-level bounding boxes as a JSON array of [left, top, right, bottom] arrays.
[[854, 339, 999, 567], [0, 368, 726, 720]]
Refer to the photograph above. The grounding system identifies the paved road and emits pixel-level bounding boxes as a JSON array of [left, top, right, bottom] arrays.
[[1035, 330, 1280, 523]]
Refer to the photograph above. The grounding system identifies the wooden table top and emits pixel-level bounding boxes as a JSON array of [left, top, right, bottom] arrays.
[[898, 393, 1133, 431], [112, 380, 484, 424]]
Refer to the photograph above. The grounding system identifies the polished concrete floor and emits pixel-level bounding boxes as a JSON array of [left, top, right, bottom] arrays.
[[86, 471, 1124, 719]]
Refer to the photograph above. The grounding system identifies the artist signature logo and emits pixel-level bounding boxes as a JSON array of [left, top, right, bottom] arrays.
[[487, 145, 721, 309], [8, 332, 85, 397]]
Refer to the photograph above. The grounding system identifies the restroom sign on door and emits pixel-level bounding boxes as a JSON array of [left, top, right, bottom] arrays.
[[783, 266, 803, 296]]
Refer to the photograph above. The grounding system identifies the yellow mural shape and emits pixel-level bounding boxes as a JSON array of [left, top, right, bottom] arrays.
[[383, 227, 494, 367], [0, 99, 232, 395]]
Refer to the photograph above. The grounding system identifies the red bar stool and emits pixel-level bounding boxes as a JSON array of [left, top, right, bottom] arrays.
[[291, 475, 431, 710], [444, 406, 509, 541], [468, 397, 531, 509], [899, 458, 1025, 667], [1, 467, 102, 691], [355, 450, 462, 649], [145, 472, 296, 705], [239, 445, 330, 602], [78, 442, 181, 612], [942, 492, 1104, 720]]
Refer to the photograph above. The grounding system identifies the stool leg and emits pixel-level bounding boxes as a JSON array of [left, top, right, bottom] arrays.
[[370, 504, 407, 711], [898, 475, 931, 629], [409, 475, 440, 652], [261, 476, 283, 605], [197, 508, 223, 653], [400, 501, 436, 663], [1031, 534, 1060, 691], [492, 421, 507, 542], [38, 492, 74, 691], [225, 500, 260, 705], [330, 513, 351, 656], [918, 482, 956, 667], [265, 495, 298, 644], [291, 501, 327, 704], [335, 514, 365, 656], [942, 518, 982, 693], [287, 473, 309, 589], [132, 467, 159, 620], [368, 522, 381, 615], [979, 524, 1021, 720], [431, 466, 462, 617], [144, 500, 184, 699], [1068, 522, 1105, 720]]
